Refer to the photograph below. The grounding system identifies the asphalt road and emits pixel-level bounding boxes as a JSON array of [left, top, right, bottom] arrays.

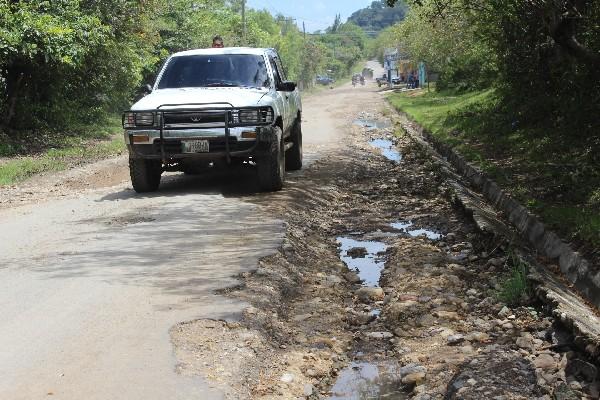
[[0, 61, 384, 399]]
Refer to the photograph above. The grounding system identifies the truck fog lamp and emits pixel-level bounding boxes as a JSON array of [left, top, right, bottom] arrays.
[[131, 134, 150, 143], [241, 131, 257, 139]]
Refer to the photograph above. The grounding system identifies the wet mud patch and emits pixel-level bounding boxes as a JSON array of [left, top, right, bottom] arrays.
[[329, 361, 406, 400], [337, 236, 387, 287], [369, 139, 402, 162], [391, 220, 443, 240]]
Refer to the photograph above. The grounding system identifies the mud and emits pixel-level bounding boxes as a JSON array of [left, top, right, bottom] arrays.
[[369, 139, 402, 162], [391, 220, 443, 241], [173, 88, 598, 399], [337, 237, 387, 287], [329, 361, 405, 399]]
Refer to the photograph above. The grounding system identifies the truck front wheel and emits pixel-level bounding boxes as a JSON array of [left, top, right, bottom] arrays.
[[129, 158, 162, 193], [257, 127, 285, 192], [285, 119, 302, 171]]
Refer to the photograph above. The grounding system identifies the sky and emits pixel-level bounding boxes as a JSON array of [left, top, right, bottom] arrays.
[[246, 0, 377, 33]]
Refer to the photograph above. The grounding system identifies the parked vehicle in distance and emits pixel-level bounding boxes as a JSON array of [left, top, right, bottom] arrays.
[[391, 76, 403, 85], [316, 75, 335, 85], [122, 47, 302, 193], [376, 74, 387, 87]]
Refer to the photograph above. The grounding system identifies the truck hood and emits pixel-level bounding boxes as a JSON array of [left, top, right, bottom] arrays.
[[131, 87, 271, 110]]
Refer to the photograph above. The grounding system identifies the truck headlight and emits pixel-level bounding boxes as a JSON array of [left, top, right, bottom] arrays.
[[236, 107, 273, 124], [122, 111, 157, 128], [239, 109, 259, 123], [135, 112, 155, 126]]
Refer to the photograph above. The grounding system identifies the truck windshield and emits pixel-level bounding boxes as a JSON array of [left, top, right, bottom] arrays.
[[157, 54, 270, 89]]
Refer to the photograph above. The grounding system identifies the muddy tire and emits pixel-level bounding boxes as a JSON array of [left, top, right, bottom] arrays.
[[129, 158, 162, 193], [285, 119, 302, 171], [257, 127, 285, 192]]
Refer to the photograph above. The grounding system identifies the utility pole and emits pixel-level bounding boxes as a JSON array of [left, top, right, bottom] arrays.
[[241, 0, 247, 45], [303, 21, 306, 40]]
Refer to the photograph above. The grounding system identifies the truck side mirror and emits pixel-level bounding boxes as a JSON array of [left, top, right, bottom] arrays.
[[277, 81, 296, 92], [143, 84, 153, 94]]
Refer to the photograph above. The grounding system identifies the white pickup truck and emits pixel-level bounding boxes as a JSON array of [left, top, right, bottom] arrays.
[[122, 47, 302, 192]]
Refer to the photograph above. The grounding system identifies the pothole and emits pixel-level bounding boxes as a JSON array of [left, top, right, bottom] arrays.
[[391, 220, 443, 240], [328, 361, 406, 400], [337, 237, 387, 287], [369, 139, 402, 162]]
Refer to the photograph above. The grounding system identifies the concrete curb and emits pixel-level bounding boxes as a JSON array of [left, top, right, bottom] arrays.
[[392, 110, 599, 308]]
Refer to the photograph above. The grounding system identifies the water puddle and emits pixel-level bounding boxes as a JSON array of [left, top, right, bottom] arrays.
[[329, 362, 405, 400], [354, 119, 391, 129], [391, 220, 443, 240], [369, 139, 402, 162], [337, 237, 387, 287], [369, 309, 381, 317]]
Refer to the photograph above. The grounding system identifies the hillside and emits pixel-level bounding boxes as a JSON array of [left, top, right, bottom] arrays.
[[347, 0, 407, 32]]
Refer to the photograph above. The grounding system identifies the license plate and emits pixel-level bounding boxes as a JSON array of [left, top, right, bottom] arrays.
[[182, 139, 209, 153]]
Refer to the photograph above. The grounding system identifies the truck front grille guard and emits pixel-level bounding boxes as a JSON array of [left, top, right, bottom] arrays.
[[128, 102, 272, 164]]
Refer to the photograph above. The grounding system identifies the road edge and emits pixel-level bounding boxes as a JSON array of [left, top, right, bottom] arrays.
[[388, 102, 600, 364]]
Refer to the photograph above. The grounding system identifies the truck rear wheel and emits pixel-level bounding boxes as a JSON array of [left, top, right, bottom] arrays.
[[129, 158, 162, 192], [257, 127, 284, 192], [285, 119, 302, 171]]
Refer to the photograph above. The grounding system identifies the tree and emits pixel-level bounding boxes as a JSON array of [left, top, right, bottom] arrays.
[[379, 0, 600, 134], [0, 0, 107, 129], [385, 0, 600, 69], [0, 0, 162, 132]]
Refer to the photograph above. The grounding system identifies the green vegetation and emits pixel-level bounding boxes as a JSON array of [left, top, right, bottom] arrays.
[[388, 88, 600, 249], [387, 88, 493, 142], [0, 136, 123, 186], [0, 117, 124, 186], [498, 253, 531, 306], [377, 0, 600, 255]]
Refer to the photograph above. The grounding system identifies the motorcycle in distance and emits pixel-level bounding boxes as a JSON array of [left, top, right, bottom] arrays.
[[351, 73, 361, 87]]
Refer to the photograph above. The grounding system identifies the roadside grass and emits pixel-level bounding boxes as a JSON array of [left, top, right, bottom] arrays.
[[498, 253, 531, 306], [0, 117, 124, 186], [387, 88, 600, 253]]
